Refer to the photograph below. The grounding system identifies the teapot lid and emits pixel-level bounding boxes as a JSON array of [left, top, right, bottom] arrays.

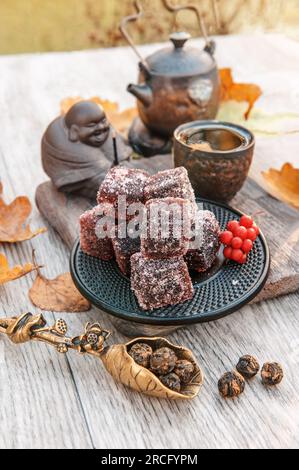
[[144, 32, 215, 77]]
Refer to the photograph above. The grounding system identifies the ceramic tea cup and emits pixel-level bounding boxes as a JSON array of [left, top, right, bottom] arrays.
[[174, 121, 255, 202]]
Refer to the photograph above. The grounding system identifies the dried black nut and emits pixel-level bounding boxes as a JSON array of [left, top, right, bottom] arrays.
[[236, 355, 260, 379], [174, 359, 194, 384], [159, 373, 181, 392], [150, 347, 178, 376], [129, 343, 153, 368], [218, 371, 245, 398], [261, 362, 284, 386]]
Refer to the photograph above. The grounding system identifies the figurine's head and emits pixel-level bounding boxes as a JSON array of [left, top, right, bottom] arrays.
[[65, 101, 110, 147]]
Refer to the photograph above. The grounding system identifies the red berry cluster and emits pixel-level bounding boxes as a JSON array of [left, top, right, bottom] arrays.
[[220, 215, 260, 264]]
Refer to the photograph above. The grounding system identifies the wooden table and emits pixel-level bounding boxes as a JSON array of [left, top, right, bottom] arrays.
[[0, 33, 298, 449]]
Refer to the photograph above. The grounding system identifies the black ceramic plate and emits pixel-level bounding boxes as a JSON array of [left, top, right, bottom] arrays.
[[70, 199, 270, 326]]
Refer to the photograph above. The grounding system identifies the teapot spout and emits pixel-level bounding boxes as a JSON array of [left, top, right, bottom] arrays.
[[127, 83, 153, 107]]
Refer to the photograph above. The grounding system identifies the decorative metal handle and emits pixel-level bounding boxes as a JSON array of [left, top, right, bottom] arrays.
[[119, 0, 150, 73], [0, 312, 110, 357], [162, 0, 215, 55]]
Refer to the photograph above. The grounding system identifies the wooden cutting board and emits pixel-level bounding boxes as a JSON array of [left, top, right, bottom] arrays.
[[35, 155, 299, 304]]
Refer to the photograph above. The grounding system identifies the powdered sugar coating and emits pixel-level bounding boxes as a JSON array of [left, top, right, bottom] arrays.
[[141, 197, 191, 259], [112, 234, 141, 276], [144, 167, 196, 203], [185, 210, 220, 272], [97, 167, 149, 204], [97, 167, 149, 221], [131, 253, 194, 310], [80, 205, 114, 260]]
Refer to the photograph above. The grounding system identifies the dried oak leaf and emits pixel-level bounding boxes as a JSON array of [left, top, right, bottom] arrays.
[[29, 268, 91, 313], [262, 163, 299, 210], [0, 182, 47, 243], [219, 68, 262, 119], [0, 253, 39, 285], [60, 96, 137, 136]]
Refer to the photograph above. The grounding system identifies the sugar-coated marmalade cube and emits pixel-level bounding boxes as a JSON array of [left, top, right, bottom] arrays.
[[144, 167, 196, 203], [141, 197, 191, 259], [112, 227, 141, 276], [185, 210, 220, 272], [97, 167, 149, 220], [131, 253, 194, 310], [79, 204, 115, 260]]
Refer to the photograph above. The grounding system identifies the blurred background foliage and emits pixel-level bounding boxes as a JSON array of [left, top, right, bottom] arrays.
[[0, 0, 298, 55]]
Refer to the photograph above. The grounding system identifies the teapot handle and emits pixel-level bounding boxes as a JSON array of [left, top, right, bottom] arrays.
[[119, 0, 150, 74], [162, 0, 216, 56]]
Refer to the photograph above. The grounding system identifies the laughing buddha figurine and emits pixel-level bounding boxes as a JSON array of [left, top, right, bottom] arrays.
[[41, 101, 132, 199]]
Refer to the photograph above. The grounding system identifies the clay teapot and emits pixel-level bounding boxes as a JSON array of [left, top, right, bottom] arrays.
[[121, 1, 220, 138]]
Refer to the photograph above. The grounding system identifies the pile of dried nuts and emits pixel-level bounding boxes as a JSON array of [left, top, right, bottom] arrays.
[[129, 343, 195, 393], [218, 354, 284, 398]]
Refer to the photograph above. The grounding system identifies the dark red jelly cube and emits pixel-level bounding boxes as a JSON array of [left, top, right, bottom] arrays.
[[131, 253, 194, 310], [79, 204, 115, 260], [185, 210, 220, 272], [141, 197, 191, 259], [144, 167, 195, 203], [112, 227, 141, 276]]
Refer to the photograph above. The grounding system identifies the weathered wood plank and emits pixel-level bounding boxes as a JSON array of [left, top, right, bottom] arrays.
[[0, 74, 95, 448]]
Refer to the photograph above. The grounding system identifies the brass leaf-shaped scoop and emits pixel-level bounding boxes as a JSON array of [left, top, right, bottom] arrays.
[[0, 313, 203, 400]]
